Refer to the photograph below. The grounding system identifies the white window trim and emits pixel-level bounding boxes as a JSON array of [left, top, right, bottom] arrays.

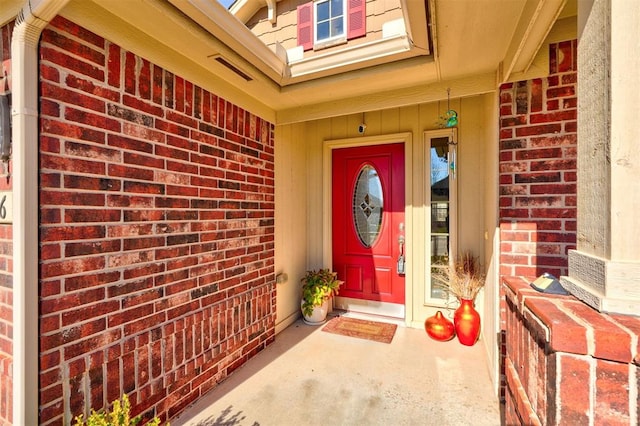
[[313, 0, 347, 48], [424, 128, 458, 307]]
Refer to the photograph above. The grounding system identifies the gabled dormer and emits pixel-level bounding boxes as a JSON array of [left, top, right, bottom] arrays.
[[231, 0, 431, 83]]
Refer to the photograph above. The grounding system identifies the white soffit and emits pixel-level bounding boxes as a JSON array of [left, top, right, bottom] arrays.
[[277, 71, 497, 124], [400, 0, 430, 52], [0, 0, 23, 26], [501, 0, 568, 82], [174, 0, 430, 86], [6, 0, 576, 121], [62, 0, 279, 121], [287, 34, 413, 80], [229, 0, 264, 23], [168, 0, 285, 83]]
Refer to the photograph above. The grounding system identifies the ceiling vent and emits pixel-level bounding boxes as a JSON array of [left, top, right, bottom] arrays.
[[210, 55, 253, 82]]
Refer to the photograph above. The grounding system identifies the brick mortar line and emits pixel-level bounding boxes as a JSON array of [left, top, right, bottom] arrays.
[[554, 300, 637, 362], [605, 317, 639, 363], [587, 356, 596, 426], [629, 363, 639, 425]]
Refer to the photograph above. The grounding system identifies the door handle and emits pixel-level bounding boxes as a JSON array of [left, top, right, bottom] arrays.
[[397, 234, 405, 275]]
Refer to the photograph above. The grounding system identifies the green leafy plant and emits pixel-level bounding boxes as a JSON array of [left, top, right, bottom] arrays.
[[301, 268, 342, 317], [74, 394, 162, 426]]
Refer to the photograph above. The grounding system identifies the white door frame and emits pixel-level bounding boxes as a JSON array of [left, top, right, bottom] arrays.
[[322, 132, 413, 324]]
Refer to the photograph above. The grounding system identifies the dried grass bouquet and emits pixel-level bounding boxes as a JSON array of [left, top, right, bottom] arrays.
[[433, 251, 485, 301]]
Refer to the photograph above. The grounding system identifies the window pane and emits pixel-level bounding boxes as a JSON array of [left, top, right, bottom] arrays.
[[353, 164, 383, 248], [317, 1, 329, 21], [330, 0, 343, 18], [430, 236, 449, 299], [317, 22, 329, 40], [331, 17, 343, 37], [431, 203, 449, 233], [429, 136, 451, 301], [430, 235, 449, 264], [430, 266, 448, 299]]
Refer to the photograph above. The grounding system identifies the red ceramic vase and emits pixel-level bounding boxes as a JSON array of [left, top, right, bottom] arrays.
[[453, 298, 481, 346], [424, 310, 455, 341]]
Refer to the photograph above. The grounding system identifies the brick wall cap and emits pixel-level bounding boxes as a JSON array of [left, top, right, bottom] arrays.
[[503, 276, 639, 363], [503, 275, 569, 307]]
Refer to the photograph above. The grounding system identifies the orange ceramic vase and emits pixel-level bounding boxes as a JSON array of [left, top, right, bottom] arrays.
[[424, 310, 455, 341], [454, 298, 481, 346]]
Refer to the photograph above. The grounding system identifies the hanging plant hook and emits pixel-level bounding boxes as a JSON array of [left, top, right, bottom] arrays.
[[445, 88, 458, 128], [438, 88, 458, 128]]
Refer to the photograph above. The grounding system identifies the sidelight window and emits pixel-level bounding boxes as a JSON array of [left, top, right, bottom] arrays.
[[424, 129, 458, 303]]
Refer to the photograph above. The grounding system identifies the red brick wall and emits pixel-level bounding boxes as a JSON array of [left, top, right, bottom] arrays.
[[499, 39, 640, 424], [503, 277, 640, 425], [38, 17, 275, 424], [499, 40, 578, 279], [498, 40, 578, 410], [0, 21, 14, 426]]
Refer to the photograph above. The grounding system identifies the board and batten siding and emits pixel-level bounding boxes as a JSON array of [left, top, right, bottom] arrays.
[[274, 96, 500, 376]]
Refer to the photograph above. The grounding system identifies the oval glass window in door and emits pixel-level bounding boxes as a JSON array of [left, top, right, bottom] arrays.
[[353, 164, 383, 247]]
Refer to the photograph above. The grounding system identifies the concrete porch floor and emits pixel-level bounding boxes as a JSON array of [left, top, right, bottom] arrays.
[[171, 314, 502, 426]]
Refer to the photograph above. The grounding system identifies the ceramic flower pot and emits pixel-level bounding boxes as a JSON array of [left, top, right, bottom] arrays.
[[301, 298, 330, 325], [454, 298, 481, 346], [424, 310, 455, 341]]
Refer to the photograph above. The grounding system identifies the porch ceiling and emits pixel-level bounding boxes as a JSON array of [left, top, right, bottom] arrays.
[[1, 0, 577, 123]]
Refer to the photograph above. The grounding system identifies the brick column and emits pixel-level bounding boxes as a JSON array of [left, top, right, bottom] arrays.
[[499, 40, 578, 279], [497, 38, 579, 409], [561, 0, 640, 315]]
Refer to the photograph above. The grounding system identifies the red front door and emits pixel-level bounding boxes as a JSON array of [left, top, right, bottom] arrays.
[[332, 143, 405, 305]]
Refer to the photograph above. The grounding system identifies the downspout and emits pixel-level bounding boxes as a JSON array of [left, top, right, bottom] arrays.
[[11, 0, 69, 424]]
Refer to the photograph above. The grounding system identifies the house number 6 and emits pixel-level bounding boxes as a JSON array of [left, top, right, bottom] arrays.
[[0, 195, 6, 219]]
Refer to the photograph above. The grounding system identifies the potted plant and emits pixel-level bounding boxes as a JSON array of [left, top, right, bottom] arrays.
[[300, 268, 342, 325], [432, 252, 485, 345], [74, 394, 162, 426]]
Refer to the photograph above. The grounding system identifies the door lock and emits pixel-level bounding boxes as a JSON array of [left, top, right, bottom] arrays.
[[397, 254, 406, 275]]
